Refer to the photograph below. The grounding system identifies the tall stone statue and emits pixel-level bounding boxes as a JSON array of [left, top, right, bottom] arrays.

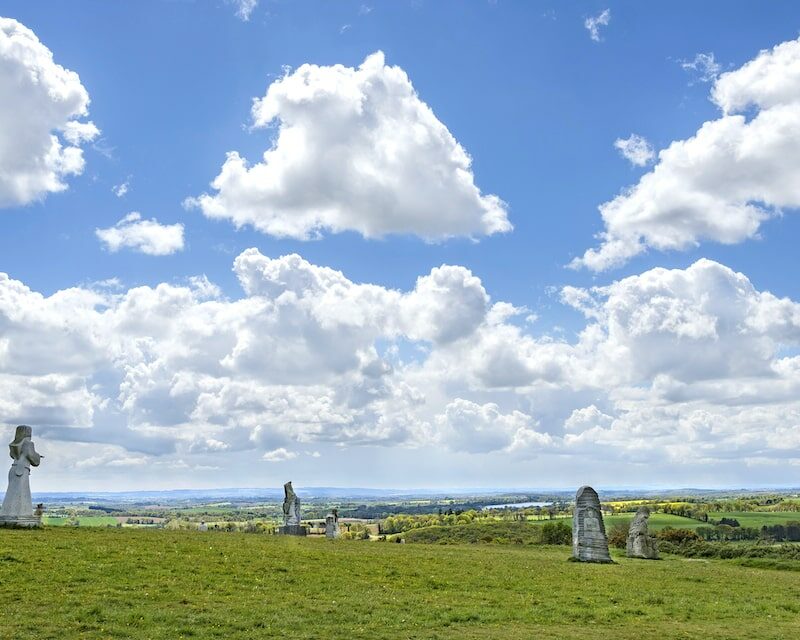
[[278, 481, 306, 535], [572, 485, 612, 563], [626, 506, 659, 559], [325, 508, 340, 539], [0, 426, 44, 528]]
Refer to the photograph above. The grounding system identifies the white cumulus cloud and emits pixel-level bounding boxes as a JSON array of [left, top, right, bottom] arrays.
[[436, 399, 551, 453], [187, 51, 510, 241], [96, 213, 185, 256], [613, 134, 655, 167], [574, 36, 800, 271], [4, 253, 800, 483], [262, 447, 297, 462], [0, 17, 99, 207]]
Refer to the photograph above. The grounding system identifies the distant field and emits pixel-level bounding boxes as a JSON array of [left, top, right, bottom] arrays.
[[1, 528, 799, 639], [603, 513, 708, 531], [708, 512, 800, 528], [42, 516, 120, 527]]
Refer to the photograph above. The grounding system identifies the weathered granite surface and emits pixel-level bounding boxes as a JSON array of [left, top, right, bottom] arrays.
[[282, 481, 302, 526], [626, 506, 659, 559], [278, 481, 306, 535], [0, 426, 43, 528], [325, 509, 340, 539], [572, 485, 612, 563]]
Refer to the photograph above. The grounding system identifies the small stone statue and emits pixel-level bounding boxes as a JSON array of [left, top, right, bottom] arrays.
[[278, 481, 306, 535], [626, 506, 659, 559], [0, 426, 44, 528], [325, 508, 340, 539], [572, 485, 612, 563]]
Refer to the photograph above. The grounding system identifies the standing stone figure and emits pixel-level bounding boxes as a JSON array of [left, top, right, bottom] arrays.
[[325, 508, 340, 539], [626, 506, 659, 559], [572, 485, 612, 563], [0, 426, 44, 528], [279, 481, 306, 535]]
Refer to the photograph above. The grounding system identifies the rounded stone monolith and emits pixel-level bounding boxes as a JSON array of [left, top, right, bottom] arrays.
[[572, 485, 612, 563]]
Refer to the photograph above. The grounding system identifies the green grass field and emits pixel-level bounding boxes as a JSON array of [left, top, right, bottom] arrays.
[[708, 512, 800, 527], [604, 512, 800, 531], [1, 528, 799, 639], [603, 513, 709, 531], [42, 516, 120, 527]]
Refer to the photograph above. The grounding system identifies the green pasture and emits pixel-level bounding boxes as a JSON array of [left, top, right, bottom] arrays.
[[602, 513, 708, 531], [1, 528, 799, 639], [42, 516, 120, 527], [708, 512, 800, 527]]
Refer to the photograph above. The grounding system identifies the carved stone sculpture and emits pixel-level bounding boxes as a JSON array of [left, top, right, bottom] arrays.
[[278, 481, 306, 535], [325, 508, 340, 539], [0, 426, 43, 528], [572, 485, 612, 563], [626, 506, 659, 559]]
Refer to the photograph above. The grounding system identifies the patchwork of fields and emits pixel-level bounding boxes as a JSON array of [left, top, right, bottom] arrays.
[[1, 528, 799, 639], [604, 512, 800, 530]]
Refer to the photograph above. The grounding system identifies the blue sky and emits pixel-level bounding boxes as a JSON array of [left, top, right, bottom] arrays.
[[2, 1, 800, 491]]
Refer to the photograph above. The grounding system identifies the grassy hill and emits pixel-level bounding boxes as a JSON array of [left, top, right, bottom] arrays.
[[1, 528, 799, 639], [707, 511, 800, 527], [42, 516, 121, 527], [603, 513, 709, 531], [403, 520, 569, 544]]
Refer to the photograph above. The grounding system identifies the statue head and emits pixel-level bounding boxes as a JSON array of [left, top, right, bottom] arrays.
[[9, 425, 32, 460]]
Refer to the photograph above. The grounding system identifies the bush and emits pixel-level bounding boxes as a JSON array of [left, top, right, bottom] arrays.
[[404, 521, 570, 546], [607, 522, 629, 549], [540, 521, 572, 545], [659, 539, 800, 562], [657, 527, 700, 544]]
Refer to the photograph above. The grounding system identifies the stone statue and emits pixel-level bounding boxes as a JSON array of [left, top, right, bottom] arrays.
[[278, 481, 306, 535], [325, 508, 340, 539], [0, 426, 44, 528], [283, 481, 301, 525], [572, 485, 612, 563], [626, 506, 659, 559]]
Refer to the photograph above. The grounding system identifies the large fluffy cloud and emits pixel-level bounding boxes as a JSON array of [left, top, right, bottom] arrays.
[[2, 253, 800, 480], [187, 52, 510, 240], [575, 37, 800, 271], [563, 258, 800, 387], [0, 18, 98, 207]]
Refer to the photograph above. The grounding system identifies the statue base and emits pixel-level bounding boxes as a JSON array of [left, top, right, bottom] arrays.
[[277, 524, 307, 536], [0, 515, 42, 528]]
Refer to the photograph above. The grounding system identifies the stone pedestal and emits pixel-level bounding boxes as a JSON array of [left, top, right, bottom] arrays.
[[278, 524, 307, 536], [0, 515, 42, 528]]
